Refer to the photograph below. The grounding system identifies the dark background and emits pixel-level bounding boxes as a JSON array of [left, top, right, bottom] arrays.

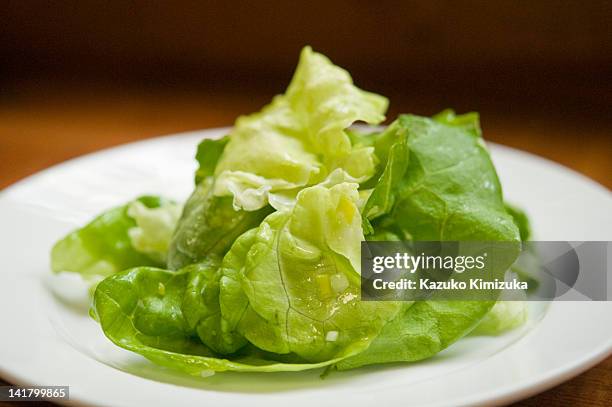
[[0, 1, 610, 405], [1, 1, 611, 189]]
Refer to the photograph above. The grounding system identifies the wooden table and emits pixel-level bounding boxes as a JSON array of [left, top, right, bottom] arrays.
[[0, 84, 610, 406]]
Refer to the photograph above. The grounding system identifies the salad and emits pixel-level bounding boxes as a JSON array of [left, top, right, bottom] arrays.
[[51, 47, 530, 376]]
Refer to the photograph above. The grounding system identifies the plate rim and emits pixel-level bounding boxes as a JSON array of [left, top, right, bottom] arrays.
[[1, 126, 610, 197]]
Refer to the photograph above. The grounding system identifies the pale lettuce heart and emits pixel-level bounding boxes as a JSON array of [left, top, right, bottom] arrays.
[[214, 46, 387, 211], [127, 200, 182, 264], [289, 182, 364, 273], [218, 181, 399, 361], [241, 168, 365, 212]]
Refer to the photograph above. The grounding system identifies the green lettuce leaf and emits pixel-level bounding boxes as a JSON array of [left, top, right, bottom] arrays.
[[213, 46, 388, 211], [93, 266, 343, 374], [505, 203, 532, 241], [51, 196, 176, 279], [181, 259, 248, 354], [167, 178, 272, 270], [194, 136, 229, 185], [433, 108, 482, 138], [169, 133, 273, 270], [390, 114, 518, 241], [337, 114, 521, 370], [360, 121, 410, 233], [217, 229, 259, 353]]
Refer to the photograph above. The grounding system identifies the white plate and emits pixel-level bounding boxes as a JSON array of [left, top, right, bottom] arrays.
[[0, 128, 610, 407]]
